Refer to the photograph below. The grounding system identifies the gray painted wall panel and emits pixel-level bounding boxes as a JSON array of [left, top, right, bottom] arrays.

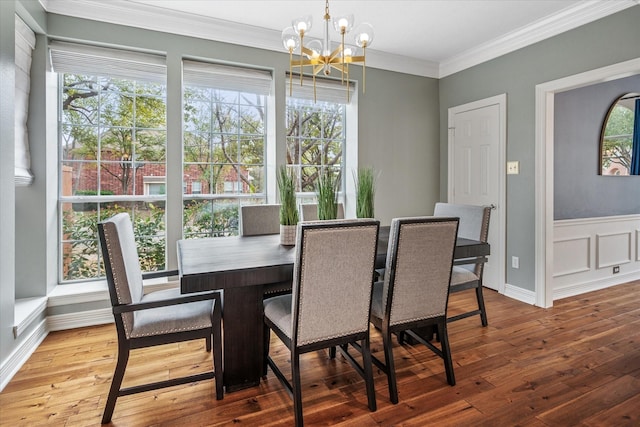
[[554, 75, 640, 220], [439, 6, 640, 292], [0, 0, 17, 370]]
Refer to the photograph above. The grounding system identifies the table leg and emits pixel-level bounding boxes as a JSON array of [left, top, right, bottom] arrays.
[[221, 285, 265, 392]]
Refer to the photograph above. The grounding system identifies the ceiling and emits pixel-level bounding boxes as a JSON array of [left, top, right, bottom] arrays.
[[43, 0, 637, 77]]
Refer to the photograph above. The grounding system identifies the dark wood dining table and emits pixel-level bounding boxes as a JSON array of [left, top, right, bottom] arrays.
[[177, 226, 490, 392]]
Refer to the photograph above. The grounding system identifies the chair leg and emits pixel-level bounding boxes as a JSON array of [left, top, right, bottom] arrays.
[[213, 307, 224, 400], [476, 283, 488, 327], [361, 338, 377, 411], [263, 324, 270, 377], [102, 344, 129, 424], [437, 321, 456, 386], [205, 335, 212, 352], [291, 351, 304, 427], [382, 328, 399, 404], [397, 331, 405, 345], [329, 346, 336, 359]]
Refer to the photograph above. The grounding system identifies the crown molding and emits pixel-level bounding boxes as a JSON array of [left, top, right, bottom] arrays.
[[43, 0, 636, 79], [439, 0, 637, 78], [43, 0, 439, 77]]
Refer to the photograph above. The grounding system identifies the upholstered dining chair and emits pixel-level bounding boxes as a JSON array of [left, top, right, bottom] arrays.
[[434, 202, 492, 326], [240, 204, 281, 236], [299, 202, 345, 221], [98, 213, 223, 424], [240, 204, 292, 298], [263, 219, 380, 427], [367, 216, 459, 404]]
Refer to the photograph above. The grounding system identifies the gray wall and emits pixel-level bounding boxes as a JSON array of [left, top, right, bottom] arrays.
[[439, 6, 640, 292], [1, 0, 17, 371], [554, 74, 640, 220], [1, 0, 48, 380]]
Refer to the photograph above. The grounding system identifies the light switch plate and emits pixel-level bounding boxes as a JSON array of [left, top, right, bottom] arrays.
[[507, 161, 519, 175]]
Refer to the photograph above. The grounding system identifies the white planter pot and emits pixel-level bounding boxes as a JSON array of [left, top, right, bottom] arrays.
[[280, 224, 297, 246]]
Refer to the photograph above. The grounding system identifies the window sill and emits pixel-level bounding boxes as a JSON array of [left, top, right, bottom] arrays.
[[14, 297, 47, 338]]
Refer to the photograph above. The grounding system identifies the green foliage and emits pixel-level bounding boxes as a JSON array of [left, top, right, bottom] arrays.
[[277, 166, 299, 226], [286, 101, 344, 192], [316, 170, 338, 220], [183, 200, 239, 238], [602, 103, 634, 171], [62, 203, 166, 281], [354, 167, 376, 218]]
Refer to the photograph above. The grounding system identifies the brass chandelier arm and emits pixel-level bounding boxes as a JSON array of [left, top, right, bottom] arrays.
[[289, 55, 365, 67]]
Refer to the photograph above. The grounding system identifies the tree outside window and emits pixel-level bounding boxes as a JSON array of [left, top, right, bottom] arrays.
[[286, 99, 345, 198], [182, 84, 267, 239]]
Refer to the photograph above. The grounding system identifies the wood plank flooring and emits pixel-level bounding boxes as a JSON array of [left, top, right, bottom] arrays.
[[1, 281, 639, 426]]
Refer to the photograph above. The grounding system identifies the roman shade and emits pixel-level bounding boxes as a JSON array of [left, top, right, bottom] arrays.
[[183, 60, 272, 95], [15, 15, 35, 186], [287, 73, 355, 104], [49, 41, 166, 83]]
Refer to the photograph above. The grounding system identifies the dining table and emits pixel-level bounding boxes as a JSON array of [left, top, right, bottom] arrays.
[[177, 225, 490, 392]]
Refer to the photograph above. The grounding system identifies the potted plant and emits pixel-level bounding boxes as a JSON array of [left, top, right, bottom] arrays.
[[277, 165, 299, 245], [353, 167, 376, 218], [316, 169, 338, 220]]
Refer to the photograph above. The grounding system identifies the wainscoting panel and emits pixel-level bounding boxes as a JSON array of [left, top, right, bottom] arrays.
[[553, 215, 640, 300], [553, 236, 590, 277], [596, 232, 632, 269]]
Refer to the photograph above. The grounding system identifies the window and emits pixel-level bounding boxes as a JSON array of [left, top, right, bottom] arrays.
[[182, 60, 272, 238], [286, 76, 353, 203], [144, 176, 166, 195], [52, 42, 168, 282]]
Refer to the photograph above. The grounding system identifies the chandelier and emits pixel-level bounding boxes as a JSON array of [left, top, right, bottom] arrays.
[[281, 0, 374, 102]]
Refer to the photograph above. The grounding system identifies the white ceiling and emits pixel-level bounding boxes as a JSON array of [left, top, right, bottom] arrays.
[[43, 0, 637, 77]]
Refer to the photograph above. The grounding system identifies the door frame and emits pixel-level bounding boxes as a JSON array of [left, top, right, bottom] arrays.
[[534, 57, 640, 308], [447, 93, 507, 294]]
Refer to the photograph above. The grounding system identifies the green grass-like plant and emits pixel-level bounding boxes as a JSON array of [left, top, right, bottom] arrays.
[[316, 170, 338, 220], [354, 167, 376, 218], [277, 166, 299, 226]]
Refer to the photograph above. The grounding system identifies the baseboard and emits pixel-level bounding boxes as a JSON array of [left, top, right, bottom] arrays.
[[0, 319, 48, 392], [553, 270, 640, 301], [503, 283, 537, 305], [47, 308, 114, 331]]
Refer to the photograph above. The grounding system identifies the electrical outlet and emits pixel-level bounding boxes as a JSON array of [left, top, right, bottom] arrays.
[[613, 266, 620, 274], [512, 256, 519, 269]]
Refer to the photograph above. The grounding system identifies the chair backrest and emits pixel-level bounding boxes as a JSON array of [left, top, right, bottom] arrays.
[[240, 204, 281, 236], [98, 213, 144, 335], [433, 202, 491, 275], [299, 203, 345, 221], [433, 202, 490, 242], [291, 219, 379, 346], [382, 217, 459, 327]]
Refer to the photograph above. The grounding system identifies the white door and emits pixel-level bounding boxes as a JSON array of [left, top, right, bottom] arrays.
[[448, 94, 506, 292]]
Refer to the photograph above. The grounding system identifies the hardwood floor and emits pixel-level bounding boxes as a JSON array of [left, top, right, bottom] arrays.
[[2, 281, 639, 426]]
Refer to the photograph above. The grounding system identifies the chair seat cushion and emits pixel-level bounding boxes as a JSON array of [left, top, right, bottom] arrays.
[[263, 294, 293, 339], [450, 266, 479, 286], [130, 288, 213, 338], [371, 281, 384, 321]]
